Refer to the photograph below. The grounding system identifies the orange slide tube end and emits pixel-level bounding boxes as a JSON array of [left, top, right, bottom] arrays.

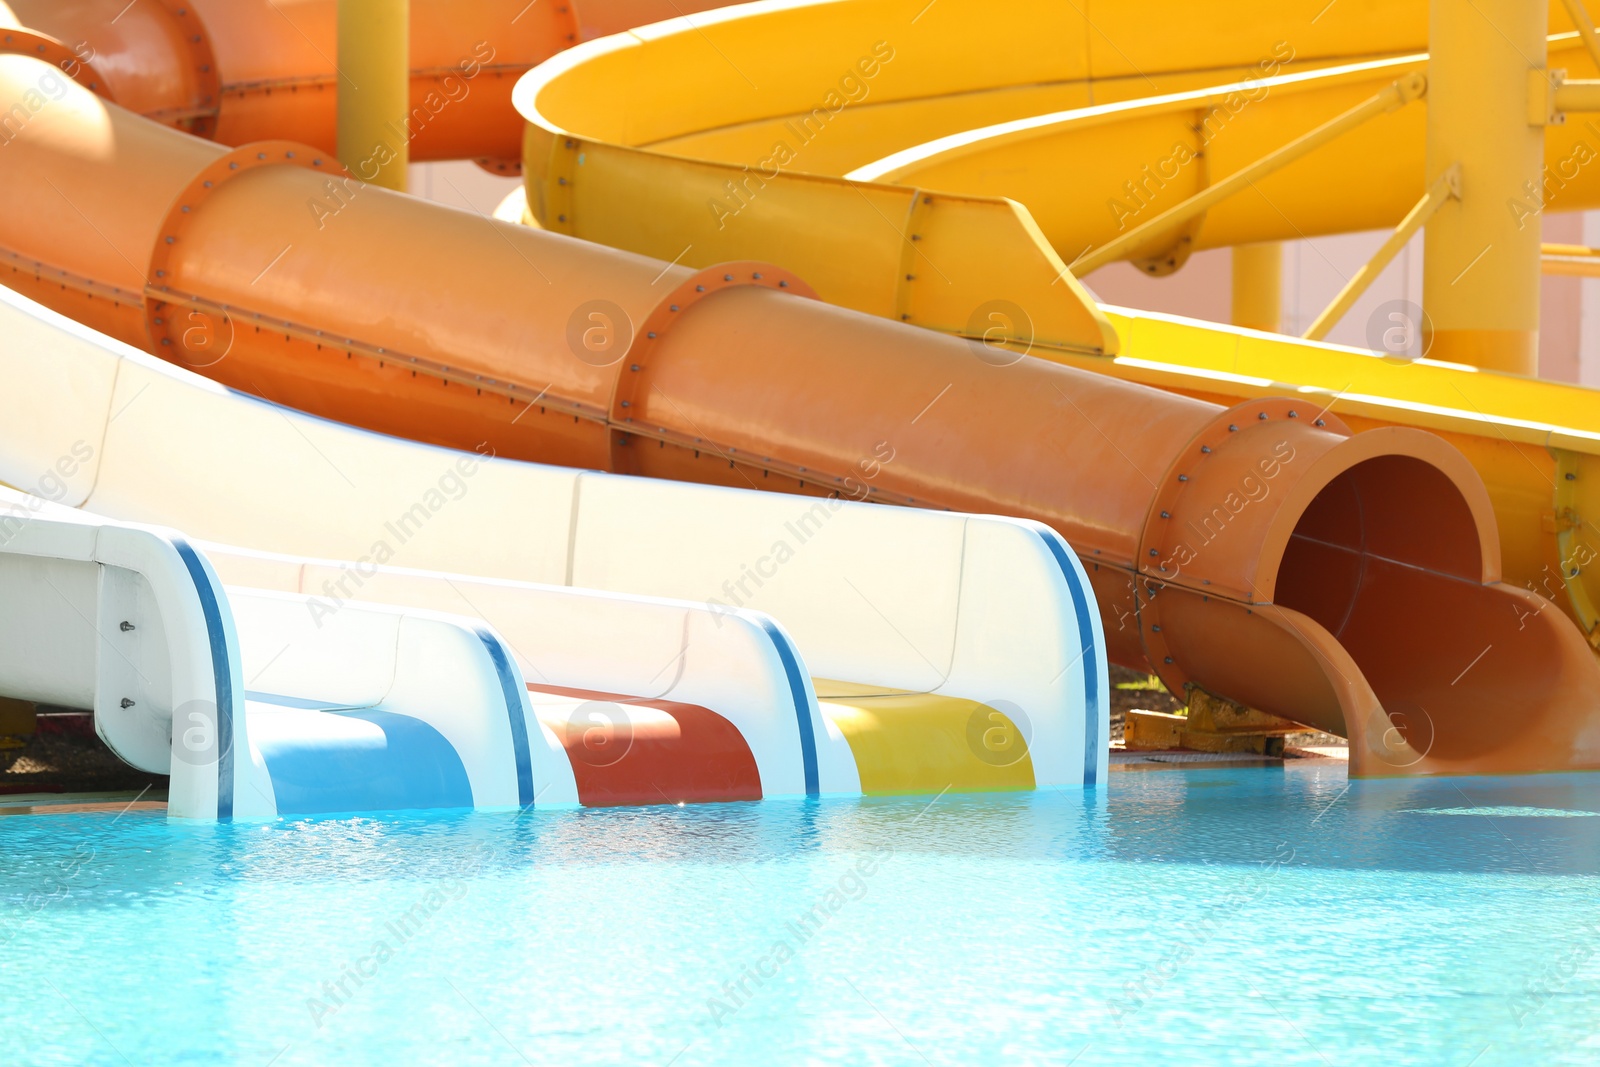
[[0, 0, 747, 164]]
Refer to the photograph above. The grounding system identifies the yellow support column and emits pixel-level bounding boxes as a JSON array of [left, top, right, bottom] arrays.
[[1422, 0, 1545, 375], [337, 0, 409, 192], [1232, 242, 1282, 333]]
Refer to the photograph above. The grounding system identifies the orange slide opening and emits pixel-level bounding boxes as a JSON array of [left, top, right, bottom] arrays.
[[1278, 453, 1598, 774]]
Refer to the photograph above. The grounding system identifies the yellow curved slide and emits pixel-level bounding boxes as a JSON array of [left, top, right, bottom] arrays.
[[515, 0, 1600, 656]]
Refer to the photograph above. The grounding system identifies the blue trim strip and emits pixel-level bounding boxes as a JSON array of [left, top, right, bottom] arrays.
[[476, 629, 535, 808], [1032, 529, 1103, 787], [171, 537, 235, 818], [753, 616, 818, 796], [245, 691, 368, 712]]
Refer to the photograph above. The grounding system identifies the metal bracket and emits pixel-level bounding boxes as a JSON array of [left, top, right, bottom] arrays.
[[607, 261, 816, 472], [1530, 68, 1567, 126], [152, 0, 222, 136], [0, 28, 110, 97], [144, 141, 345, 357]]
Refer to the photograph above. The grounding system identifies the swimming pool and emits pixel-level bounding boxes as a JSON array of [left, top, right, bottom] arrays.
[[4, 763, 1598, 1066]]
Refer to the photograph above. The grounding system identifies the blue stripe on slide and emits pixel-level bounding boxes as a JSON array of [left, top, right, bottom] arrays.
[[752, 616, 818, 796], [171, 537, 235, 819], [245, 691, 366, 712], [252, 707, 473, 815], [476, 629, 535, 808], [1031, 528, 1103, 787]]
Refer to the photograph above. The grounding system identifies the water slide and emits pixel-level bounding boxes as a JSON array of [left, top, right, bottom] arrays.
[[0, 0, 1104, 814], [0, 3, 1597, 780], [0, 286, 1103, 815], [0, 0, 739, 170], [508, 0, 1600, 659], [1, 491, 552, 819]]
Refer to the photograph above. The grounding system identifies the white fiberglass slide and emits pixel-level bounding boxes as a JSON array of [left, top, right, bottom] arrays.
[[0, 492, 534, 819], [0, 285, 1108, 797]]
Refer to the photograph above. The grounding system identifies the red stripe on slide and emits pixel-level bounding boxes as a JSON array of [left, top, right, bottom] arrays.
[[529, 684, 762, 807]]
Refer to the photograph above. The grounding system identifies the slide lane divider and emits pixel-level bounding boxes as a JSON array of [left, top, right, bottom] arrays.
[[749, 614, 820, 798], [475, 627, 536, 809], [1028, 524, 1106, 788], [171, 535, 238, 819]]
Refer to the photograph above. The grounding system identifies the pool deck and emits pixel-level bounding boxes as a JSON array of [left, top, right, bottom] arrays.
[[1110, 745, 1349, 772], [0, 790, 168, 817]]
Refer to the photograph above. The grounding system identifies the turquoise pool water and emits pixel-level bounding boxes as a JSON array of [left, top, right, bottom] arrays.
[[4, 762, 1599, 1066]]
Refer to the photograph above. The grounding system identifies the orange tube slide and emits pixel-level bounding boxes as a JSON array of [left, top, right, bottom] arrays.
[[1, 55, 1597, 778], [0, 0, 737, 168]]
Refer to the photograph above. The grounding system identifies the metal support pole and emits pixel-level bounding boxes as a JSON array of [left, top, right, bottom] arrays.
[[1231, 243, 1282, 333], [1421, 0, 1545, 374], [337, 0, 409, 192]]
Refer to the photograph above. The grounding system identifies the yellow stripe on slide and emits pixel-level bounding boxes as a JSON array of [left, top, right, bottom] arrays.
[[815, 680, 1035, 796]]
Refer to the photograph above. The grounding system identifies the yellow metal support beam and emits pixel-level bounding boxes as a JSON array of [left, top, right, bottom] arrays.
[[1304, 165, 1461, 342], [1531, 67, 1600, 124], [1071, 73, 1427, 278], [1551, 447, 1600, 649], [1559, 0, 1600, 69], [337, 0, 409, 192], [1231, 243, 1282, 333], [0, 696, 35, 750], [1543, 242, 1600, 274], [1556, 77, 1600, 112], [1422, 0, 1545, 375]]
